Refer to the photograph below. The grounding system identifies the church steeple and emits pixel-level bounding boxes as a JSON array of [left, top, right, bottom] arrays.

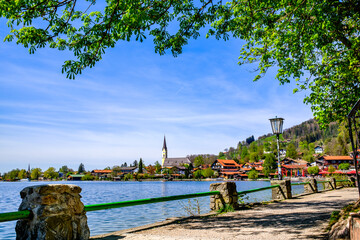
[[163, 136, 167, 151], [162, 136, 168, 167]]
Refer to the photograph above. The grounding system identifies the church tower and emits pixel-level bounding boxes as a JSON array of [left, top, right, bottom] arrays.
[[162, 136, 168, 167]]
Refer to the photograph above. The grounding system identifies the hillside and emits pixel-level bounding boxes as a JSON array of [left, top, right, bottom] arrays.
[[258, 119, 339, 147], [189, 118, 347, 166]]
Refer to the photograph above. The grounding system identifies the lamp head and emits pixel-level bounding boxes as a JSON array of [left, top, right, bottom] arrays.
[[269, 116, 284, 135]]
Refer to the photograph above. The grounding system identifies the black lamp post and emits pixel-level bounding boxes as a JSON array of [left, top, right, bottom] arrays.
[[269, 116, 284, 180]]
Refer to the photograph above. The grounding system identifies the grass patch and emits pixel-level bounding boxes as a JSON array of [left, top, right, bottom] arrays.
[[327, 201, 360, 231], [217, 204, 234, 214], [327, 211, 341, 230]]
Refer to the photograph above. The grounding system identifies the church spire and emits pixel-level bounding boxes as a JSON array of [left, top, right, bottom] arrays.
[[162, 135, 168, 167], [163, 135, 167, 151]]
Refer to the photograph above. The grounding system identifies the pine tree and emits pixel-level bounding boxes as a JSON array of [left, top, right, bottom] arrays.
[[138, 158, 144, 174], [78, 163, 85, 174]]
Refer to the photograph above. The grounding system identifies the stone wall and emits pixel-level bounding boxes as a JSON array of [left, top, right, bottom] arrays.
[[210, 182, 239, 211], [325, 177, 337, 190], [304, 178, 318, 194], [271, 180, 292, 200], [16, 184, 90, 240]]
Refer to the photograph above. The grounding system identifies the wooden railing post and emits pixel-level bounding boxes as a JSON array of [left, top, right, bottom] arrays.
[[210, 182, 239, 211], [304, 178, 318, 194], [16, 184, 90, 240], [271, 180, 292, 200]]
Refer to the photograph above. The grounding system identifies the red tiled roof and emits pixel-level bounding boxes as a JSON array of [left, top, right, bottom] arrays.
[[92, 170, 112, 173], [217, 159, 241, 167], [223, 172, 240, 175], [323, 156, 353, 161], [221, 169, 239, 172], [282, 164, 307, 169], [240, 168, 253, 171]]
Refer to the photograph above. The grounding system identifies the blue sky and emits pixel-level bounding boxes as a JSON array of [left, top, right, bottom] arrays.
[[0, 17, 313, 173]]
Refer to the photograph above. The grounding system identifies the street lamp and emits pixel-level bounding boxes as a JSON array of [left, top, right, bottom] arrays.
[[269, 116, 284, 180]]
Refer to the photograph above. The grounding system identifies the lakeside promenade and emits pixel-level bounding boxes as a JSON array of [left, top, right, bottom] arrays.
[[92, 187, 358, 240]]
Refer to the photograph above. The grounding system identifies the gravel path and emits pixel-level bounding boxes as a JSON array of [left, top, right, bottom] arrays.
[[92, 188, 358, 240]]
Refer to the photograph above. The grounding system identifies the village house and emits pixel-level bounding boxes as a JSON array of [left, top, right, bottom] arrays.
[[319, 155, 353, 169], [240, 163, 252, 172], [280, 158, 310, 177], [161, 136, 191, 175], [314, 146, 324, 154], [282, 164, 308, 177], [310, 159, 325, 169], [91, 169, 112, 179], [67, 174, 84, 181], [238, 162, 264, 179], [211, 159, 241, 179], [240, 162, 263, 173], [281, 158, 309, 165], [279, 149, 286, 156], [162, 157, 190, 175], [119, 166, 137, 174]]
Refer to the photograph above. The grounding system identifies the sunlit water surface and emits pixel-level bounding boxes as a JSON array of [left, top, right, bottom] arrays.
[[0, 180, 307, 239]]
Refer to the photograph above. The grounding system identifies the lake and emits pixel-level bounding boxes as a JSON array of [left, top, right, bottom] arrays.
[[0, 180, 305, 239]]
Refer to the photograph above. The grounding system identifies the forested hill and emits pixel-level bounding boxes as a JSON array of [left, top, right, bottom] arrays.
[[189, 118, 344, 166], [258, 119, 339, 146]]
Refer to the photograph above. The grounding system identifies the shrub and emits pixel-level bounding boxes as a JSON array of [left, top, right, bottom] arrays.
[[193, 170, 202, 179], [123, 173, 133, 181], [328, 165, 336, 173], [338, 163, 350, 170], [202, 168, 214, 178], [81, 174, 94, 181], [307, 166, 320, 175], [247, 169, 259, 179]]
